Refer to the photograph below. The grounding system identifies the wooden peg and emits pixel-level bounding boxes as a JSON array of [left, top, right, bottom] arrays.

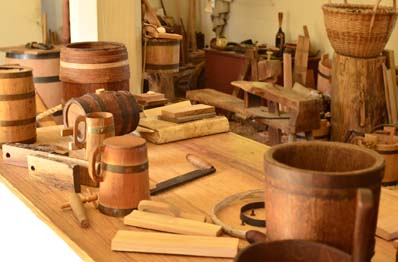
[[67, 193, 89, 228], [61, 193, 98, 209]]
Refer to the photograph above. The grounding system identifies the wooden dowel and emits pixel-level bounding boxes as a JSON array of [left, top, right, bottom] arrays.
[[68, 193, 89, 228]]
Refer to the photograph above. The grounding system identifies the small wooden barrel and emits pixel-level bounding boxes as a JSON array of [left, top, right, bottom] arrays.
[[73, 112, 115, 159], [264, 141, 385, 259], [60, 42, 130, 103], [89, 135, 149, 217], [0, 66, 36, 144], [63, 90, 140, 135], [145, 38, 180, 73], [235, 240, 351, 262], [5, 46, 63, 123]]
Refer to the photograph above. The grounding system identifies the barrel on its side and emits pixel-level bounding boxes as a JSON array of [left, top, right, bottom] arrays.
[[99, 135, 150, 217], [60, 42, 130, 103], [264, 141, 384, 260], [63, 90, 140, 135], [145, 39, 180, 73], [0, 66, 36, 144]]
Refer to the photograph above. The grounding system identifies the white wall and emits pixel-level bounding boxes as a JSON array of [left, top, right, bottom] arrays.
[[69, 0, 98, 42]]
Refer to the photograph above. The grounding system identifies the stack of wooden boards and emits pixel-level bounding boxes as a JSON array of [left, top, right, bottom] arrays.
[[138, 101, 230, 144], [111, 199, 239, 258]]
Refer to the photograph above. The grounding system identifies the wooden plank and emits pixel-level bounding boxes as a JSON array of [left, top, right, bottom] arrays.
[[376, 188, 398, 240], [144, 101, 192, 117], [159, 112, 217, 123], [384, 50, 398, 116], [283, 52, 293, 89], [124, 210, 221, 236], [161, 104, 215, 118], [383, 64, 394, 123], [293, 35, 310, 86], [27, 155, 80, 192], [134, 93, 166, 103], [111, 231, 239, 258]]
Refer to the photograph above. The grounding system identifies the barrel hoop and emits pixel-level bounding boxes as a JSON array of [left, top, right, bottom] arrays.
[[111, 92, 129, 134], [87, 125, 115, 135], [124, 91, 140, 131], [145, 64, 179, 71], [0, 117, 36, 127], [33, 76, 60, 84], [88, 93, 107, 112], [6, 52, 60, 60], [0, 91, 35, 101], [102, 162, 148, 174], [147, 40, 180, 46], [60, 60, 129, 70], [98, 204, 134, 217], [318, 70, 331, 80], [74, 98, 93, 113]]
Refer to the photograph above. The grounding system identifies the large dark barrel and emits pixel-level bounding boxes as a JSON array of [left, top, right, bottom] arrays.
[[63, 90, 140, 135], [0, 66, 36, 144], [264, 141, 385, 259], [60, 41, 130, 103]]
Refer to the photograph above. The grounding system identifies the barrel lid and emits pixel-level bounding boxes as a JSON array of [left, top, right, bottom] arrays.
[[64, 41, 126, 52], [0, 66, 32, 78], [103, 135, 146, 149]]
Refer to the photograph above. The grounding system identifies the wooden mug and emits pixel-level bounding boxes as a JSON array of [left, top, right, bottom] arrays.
[[89, 135, 150, 217], [73, 112, 115, 159]]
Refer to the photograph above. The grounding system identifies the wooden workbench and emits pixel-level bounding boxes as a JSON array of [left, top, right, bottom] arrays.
[[0, 126, 395, 261]]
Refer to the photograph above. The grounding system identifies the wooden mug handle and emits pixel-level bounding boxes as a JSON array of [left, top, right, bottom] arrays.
[[73, 115, 87, 149], [352, 188, 374, 262], [88, 145, 105, 183]]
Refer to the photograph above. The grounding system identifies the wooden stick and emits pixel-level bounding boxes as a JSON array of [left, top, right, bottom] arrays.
[[124, 210, 222, 236], [283, 52, 293, 88], [61, 194, 98, 209], [383, 63, 393, 123], [68, 193, 89, 228], [42, 11, 48, 44], [111, 231, 239, 258], [61, 0, 71, 44], [191, 0, 197, 52]]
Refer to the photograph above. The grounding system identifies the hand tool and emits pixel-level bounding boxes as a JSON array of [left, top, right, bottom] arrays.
[[150, 154, 216, 196]]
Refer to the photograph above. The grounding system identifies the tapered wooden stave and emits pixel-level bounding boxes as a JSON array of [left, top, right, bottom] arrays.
[[0, 66, 36, 144]]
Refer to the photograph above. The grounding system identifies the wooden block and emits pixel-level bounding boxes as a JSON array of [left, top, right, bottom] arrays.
[[111, 231, 238, 258], [134, 93, 165, 103], [283, 52, 293, 89], [161, 104, 215, 119], [377, 188, 398, 240], [383, 63, 393, 123], [144, 100, 191, 117], [293, 35, 310, 86], [137, 200, 207, 222], [124, 210, 222, 236], [28, 155, 81, 192], [158, 112, 216, 123]]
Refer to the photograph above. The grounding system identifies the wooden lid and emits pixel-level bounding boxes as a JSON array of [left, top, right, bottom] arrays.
[[64, 41, 126, 52], [103, 135, 146, 149], [0, 66, 32, 78], [1, 45, 61, 57]]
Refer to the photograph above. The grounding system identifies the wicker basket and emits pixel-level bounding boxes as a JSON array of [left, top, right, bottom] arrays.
[[323, 0, 398, 58]]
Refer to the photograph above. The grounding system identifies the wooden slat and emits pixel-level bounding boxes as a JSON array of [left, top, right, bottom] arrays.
[[111, 231, 239, 258], [377, 188, 398, 240], [283, 52, 293, 89], [293, 35, 310, 86], [124, 210, 221, 236], [161, 104, 215, 118]]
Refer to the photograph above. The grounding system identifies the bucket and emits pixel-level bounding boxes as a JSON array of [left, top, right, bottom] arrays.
[[145, 38, 180, 73]]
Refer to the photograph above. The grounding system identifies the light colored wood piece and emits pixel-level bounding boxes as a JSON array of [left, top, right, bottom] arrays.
[[139, 116, 230, 144], [68, 193, 89, 228], [124, 210, 221, 236], [159, 112, 216, 123], [144, 101, 192, 117], [42, 12, 48, 44], [61, 127, 74, 137], [293, 35, 310, 86], [111, 231, 238, 258], [283, 52, 293, 89], [377, 188, 398, 240], [383, 63, 393, 123], [161, 104, 215, 118], [27, 154, 80, 192], [134, 93, 165, 103], [138, 200, 207, 222]]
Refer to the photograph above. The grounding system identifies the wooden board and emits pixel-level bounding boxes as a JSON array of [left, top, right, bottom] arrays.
[[0, 126, 396, 262], [377, 188, 398, 240], [144, 100, 192, 117], [111, 231, 239, 258], [293, 36, 310, 86], [159, 112, 217, 123], [161, 104, 215, 119]]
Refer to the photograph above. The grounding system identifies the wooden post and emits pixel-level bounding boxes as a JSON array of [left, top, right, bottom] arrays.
[[331, 54, 387, 141], [61, 0, 71, 44]]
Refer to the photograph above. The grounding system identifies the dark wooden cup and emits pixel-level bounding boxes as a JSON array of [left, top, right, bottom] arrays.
[[89, 135, 149, 217], [264, 141, 385, 260]]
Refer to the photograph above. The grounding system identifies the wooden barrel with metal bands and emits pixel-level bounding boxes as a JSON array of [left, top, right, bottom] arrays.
[[63, 90, 140, 136], [60, 41, 130, 103], [0, 66, 36, 144], [145, 38, 180, 73]]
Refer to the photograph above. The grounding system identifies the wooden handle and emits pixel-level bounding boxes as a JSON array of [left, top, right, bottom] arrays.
[[186, 154, 213, 170], [73, 115, 86, 149], [88, 145, 104, 183], [61, 194, 98, 209], [278, 12, 283, 28], [352, 188, 374, 262], [69, 193, 89, 228], [61, 127, 73, 137]]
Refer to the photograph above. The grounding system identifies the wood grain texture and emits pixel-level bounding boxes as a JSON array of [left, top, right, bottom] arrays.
[[124, 210, 221, 236], [0, 126, 395, 261], [293, 36, 310, 86], [161, 104, 215, 118], [111, 231, 239, 258], [377, 188, 398, 240], [331, 54, 387, 141]]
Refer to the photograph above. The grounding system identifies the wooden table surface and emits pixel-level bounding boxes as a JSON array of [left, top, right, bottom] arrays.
[[0, 126, 395, 261]]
